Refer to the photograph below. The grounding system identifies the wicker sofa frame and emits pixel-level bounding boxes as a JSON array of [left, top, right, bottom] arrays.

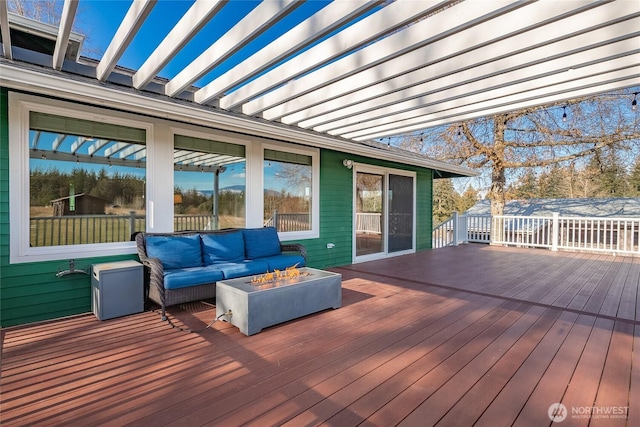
[[135, 229, 307, 320]]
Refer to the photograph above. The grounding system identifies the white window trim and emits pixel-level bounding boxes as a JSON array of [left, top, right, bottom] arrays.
[[8, 93, 154, 263], [260, 141, 320, 240], [352, 163, 416, 263]]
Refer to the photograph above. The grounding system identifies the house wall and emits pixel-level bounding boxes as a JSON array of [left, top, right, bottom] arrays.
[[0, 87, 434, 327]]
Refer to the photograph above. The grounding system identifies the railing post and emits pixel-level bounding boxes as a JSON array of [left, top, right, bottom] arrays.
[[129, 211, 136, 239], [460, 214, 468, 244], [551, 212, 559, 251], [452, 212, 459, 246]]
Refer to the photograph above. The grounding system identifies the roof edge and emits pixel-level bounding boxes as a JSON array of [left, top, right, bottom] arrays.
[[0, 60, 476, 177]]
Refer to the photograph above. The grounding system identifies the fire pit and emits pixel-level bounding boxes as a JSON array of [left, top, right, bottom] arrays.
[[216, 267, 342, 335]]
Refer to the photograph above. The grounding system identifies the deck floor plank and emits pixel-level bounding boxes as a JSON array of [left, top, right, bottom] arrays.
[[1, 244, 637, 426], [541, 317, 615, 427], [474, 311, 584, 427]]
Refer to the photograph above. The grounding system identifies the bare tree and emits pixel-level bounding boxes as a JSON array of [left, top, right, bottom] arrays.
[[7, 0, 63, 25], [401, 89, 640, 216], [7, 0, 102, 58]]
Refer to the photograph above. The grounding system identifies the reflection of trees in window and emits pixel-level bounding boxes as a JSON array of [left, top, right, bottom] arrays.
[[264, 151, 313, 232], [357, 173, 383, 213], [173, 136, 246, 230], [28, 114, 147, 246]]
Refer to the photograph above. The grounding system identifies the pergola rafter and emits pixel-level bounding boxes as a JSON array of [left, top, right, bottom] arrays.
[[1, 0, 638, 146]]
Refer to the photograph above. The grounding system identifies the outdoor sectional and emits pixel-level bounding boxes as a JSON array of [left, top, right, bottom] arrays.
[[135, 227, 306, 320]]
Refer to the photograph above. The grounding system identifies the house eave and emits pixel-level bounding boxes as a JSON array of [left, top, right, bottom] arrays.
[[0, 59, 476, 178]]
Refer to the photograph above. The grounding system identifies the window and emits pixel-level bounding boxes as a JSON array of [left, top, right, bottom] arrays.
[[28, 112, 147, 247], [10, 93, 152, 263], [173, 134, 246, 231], [263, 146, 318, 238]]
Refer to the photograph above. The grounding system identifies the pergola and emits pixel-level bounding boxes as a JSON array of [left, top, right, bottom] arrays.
[[1, 0, 638, 145]]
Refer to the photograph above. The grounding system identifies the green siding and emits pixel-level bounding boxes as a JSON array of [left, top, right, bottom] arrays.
[[0, 88, 139, 327], [295, 150, 434, 268], [0, 88, 434, 327]]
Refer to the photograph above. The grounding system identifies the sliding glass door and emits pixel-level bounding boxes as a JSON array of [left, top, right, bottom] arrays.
[[388, 174, 414, 253], [356, 172, 384, 257], [354, 168, 415, 262]]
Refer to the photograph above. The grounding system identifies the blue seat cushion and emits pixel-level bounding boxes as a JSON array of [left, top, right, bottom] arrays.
[[163, 266, 223, 290], [147, 234, 202, 269], [214, 260, 269, 280], [201, 231, 245, 264], [256, 254, 306, 271], [243, 227, 281, 259]]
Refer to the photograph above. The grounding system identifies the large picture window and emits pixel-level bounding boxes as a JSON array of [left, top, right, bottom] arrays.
[[28, 112, 147, 247], [9, 93, 319, 264], [263, 147, 316, 235], [173, 134, 246, 231]]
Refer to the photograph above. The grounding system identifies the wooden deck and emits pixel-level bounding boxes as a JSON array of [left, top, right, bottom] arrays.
[[1, 244, 639, 426]]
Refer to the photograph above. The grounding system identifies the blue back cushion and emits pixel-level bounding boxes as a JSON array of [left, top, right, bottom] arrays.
[[146, 234, 202, 270], [201, 231, 245, 264], [243, 227, 282, 259]]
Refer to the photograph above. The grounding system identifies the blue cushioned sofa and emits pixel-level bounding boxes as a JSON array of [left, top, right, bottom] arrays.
[[135, 227, 306, 320]]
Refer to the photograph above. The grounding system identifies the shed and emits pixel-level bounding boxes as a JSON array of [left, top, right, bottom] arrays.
[[51, 193, 108, 216]]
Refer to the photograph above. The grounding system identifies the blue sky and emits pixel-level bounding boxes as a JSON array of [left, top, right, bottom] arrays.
[[78, 0, 331, 86]]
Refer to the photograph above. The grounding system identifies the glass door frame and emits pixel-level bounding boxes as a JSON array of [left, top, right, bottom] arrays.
[[352, 164, 416, 263]]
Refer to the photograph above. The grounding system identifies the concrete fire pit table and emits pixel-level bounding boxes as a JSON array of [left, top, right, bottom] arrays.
[[215, 267, 342, 336]]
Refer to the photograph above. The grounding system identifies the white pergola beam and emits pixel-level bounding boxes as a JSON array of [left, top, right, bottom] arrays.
[[314, 30, 640, 134], [70, 137, 89, 154], [104, 142, 131, 157], [52, 0, 79, 70], [166, 0, 301, 98], [96, 0, 157, 81], [132, 0, 227, 90], [273, 0, 633, 125], [218, 0, 456, 111], [51, 134, 67, 151], [242, 0, 539, 117], [336, 57, 639, 138], [193, 0, 381, 104], [87, 139, 110, 156], [347, 70, 640, 141], [352, 76, 640, 141], [0, 1, 12, 59], [118, 144, 146, 158]]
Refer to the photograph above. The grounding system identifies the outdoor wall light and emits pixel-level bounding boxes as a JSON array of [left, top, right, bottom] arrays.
[[343, 159, 354, 169], [632, 92, 637, 111]]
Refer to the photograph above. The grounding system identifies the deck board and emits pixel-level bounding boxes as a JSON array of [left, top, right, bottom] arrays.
[[1, 244, 638, 426]]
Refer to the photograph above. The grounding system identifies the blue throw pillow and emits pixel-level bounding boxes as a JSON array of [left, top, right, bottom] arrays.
[[146, 234, 203, 270], [243, 227, 282, 259], [201, 231, 245, 264]]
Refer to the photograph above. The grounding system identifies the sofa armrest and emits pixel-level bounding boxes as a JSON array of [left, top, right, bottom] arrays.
[[281, 243, 307, 262], [135, 232, 166, 304]]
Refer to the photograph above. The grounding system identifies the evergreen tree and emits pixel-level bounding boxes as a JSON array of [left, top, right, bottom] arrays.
[[433, 178, 458, 225], [629, 157, 640, 197], [456, 185, 478, 213]]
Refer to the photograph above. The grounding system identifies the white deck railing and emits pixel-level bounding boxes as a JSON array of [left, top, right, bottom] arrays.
[[432, 213, 491, 248], [433, 212, 640, 256], [356, 212, 382, 234]]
